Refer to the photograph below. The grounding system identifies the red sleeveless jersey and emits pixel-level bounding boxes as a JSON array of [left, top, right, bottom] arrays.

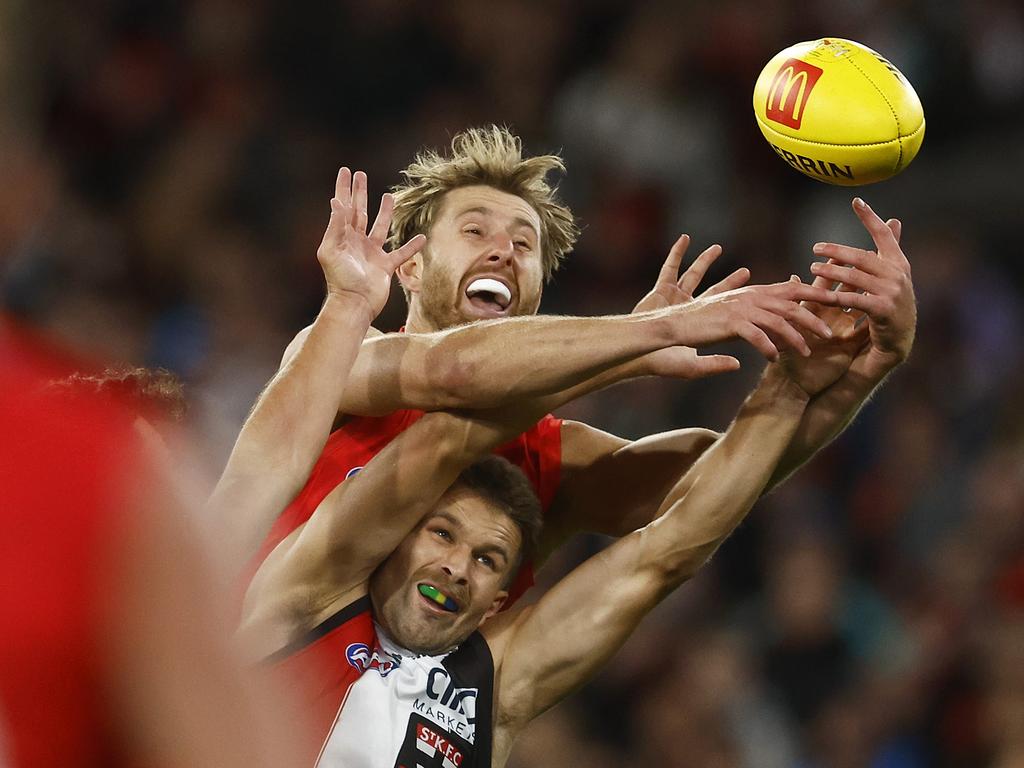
[[250, 409, 563, 602]]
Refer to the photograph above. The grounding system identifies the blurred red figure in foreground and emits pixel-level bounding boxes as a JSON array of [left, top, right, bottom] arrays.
[[0, 317, 304, 768]]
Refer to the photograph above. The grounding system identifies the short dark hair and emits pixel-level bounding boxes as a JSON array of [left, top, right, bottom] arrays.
[[453, 455, 542, 586]]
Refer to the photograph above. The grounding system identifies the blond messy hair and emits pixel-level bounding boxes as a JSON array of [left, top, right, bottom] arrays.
[[389, 126, 579, 281]]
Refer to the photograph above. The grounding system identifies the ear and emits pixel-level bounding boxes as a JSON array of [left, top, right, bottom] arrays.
[[482, 589, 508, 622], [396, 250, 424, 296]]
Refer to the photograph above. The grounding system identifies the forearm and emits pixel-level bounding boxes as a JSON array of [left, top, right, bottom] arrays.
[[527, 356, 651, 414], [210, 296, 373, 536], [340, 311, 679, 416], [644, 368, 809, 583], [241, 406, 521, 638], [494, 374, 808, 727], [767, 351, 899, 489], [344, 405, 540, 523], [290, 409, 526, 588]]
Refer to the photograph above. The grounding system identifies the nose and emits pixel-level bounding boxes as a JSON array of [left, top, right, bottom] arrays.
[[440, 555, 471, 585], [485, 236, 515, 267]]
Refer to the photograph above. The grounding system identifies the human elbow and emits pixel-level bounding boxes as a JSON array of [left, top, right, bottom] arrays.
[[657, 554, 711, 590], [641, 534, 717, 592]]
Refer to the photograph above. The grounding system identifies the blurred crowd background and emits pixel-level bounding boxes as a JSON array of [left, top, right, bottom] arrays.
[[2, 1, 1023, 766]]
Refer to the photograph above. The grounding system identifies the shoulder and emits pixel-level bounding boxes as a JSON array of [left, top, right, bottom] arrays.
[[281, 324, 385, 368], [558, 419, 630, 468]]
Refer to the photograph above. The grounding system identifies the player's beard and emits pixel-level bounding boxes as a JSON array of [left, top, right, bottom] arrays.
[[373, 581, 470, 656], [416, 257, 471, 332], [412, 251, 542, 331]]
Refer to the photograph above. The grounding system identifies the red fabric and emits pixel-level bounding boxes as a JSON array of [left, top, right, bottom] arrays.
[[248, 410, 563, 604], [0, 323, 137, 768], [269, 600, 376, 766]]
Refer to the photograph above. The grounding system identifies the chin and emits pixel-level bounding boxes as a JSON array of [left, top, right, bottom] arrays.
[[400, 628, 457, 657], [406, 618, 474, 656]]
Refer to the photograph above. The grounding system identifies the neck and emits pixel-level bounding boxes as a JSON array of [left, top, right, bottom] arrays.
[[403, 303, 443, 334], [404, 317, 435, 334]]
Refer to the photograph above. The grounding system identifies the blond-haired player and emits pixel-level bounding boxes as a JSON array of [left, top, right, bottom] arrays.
[[234, 181, 913, 767], [223, 126, 915, 606]]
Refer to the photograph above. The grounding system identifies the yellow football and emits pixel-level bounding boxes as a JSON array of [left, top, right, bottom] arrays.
[[753, 38, 925, 186]]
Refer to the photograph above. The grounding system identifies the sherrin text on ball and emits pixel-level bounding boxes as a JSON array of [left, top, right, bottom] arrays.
[[753, 38, 925, 186]]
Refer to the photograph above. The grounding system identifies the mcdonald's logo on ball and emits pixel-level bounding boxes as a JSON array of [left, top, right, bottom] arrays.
[[765, 58, 824, 130]]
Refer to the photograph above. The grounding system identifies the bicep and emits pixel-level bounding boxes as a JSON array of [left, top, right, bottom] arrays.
[[545, 421, 719, 552]]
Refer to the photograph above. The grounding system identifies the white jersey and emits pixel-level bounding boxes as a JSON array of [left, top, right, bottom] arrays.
[[317, 624, 495, 768]]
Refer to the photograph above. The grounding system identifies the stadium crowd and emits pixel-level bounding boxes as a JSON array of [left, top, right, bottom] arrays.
[[2, 1, 1022, 766]]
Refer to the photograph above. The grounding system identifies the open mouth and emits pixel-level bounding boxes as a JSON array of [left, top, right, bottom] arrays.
[[465, 278, 512, 314], [418, 583, 459, 613]]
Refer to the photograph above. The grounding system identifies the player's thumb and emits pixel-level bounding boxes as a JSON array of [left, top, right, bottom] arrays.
[[692, 354, 741, 377]]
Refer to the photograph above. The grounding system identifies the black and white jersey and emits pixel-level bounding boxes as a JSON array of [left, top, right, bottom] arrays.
[[318, 625, 494, 768]]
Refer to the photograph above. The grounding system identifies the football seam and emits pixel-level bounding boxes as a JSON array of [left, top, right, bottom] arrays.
[[845, 54, 903, 170], [755, 116, 915, 147]]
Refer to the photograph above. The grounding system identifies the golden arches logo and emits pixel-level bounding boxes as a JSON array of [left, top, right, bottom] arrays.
[[765, 58, 824, 130]]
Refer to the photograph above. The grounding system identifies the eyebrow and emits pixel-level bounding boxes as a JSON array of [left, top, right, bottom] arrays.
[[431, 510, 463, 531], [429, 509, 511, 565], [455, 206, 540, 238]]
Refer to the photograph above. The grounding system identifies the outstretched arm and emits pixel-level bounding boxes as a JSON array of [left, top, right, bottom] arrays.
[[768, 198, 915, 487], [280, 230, 842, 417], [484, 369, 810, 755], [545, 200, 915, 547], [239, 407, 533, 654], [208, 168, 425, 565]]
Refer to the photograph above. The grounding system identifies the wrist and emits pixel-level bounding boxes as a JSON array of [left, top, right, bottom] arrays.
[[757, 364, 813, 410], [322, 292, 376, 329], [866, 347, 905, 378], [639, 308, 680, 349]]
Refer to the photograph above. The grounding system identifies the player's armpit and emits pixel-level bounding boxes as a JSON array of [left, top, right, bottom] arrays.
[[542, 421, 719, 558], [484, 531, 667, 748]]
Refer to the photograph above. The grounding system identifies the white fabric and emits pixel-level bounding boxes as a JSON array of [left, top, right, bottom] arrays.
[[317, 626, 481, 768]]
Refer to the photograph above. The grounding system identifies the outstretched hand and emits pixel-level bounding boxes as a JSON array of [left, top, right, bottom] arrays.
[[630, 235, 752, 379], [809, 197, 916, 380], [633, 234, 751, 313], [317, 167, 426, 319], [677, 275, 840, 361], [773, 273, 871, 396], [775, 198, 913, 396]]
